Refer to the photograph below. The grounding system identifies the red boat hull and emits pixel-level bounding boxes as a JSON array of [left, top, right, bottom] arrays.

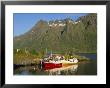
[[43, 62, 62, 70]]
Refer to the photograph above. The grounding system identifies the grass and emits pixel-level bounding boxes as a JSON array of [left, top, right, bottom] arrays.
[[14, 53, 40, 65]]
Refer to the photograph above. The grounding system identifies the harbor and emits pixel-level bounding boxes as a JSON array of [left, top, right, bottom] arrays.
[[14, 53, 97, 75]]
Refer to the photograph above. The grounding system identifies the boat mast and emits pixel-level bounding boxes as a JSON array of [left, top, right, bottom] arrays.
[[46, 48, 47, 55], [51, 50, 52, 57]]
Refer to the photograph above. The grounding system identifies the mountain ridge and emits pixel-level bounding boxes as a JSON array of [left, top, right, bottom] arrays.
[[14, 13, 97, 53]]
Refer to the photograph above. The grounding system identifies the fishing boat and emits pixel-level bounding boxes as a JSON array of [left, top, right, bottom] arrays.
[[42, 49, 62, 69], [42, 48, 78, 69], [42, 58, 78, 69]]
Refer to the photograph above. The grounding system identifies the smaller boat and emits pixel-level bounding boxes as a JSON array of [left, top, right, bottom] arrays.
[[61, 58, 78, 66]]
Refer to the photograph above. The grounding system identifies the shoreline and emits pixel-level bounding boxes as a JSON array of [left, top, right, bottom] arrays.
[[14, 53, 95, 67]]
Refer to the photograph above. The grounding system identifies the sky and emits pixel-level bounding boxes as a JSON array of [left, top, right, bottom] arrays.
[[14, 13, 88, 37]]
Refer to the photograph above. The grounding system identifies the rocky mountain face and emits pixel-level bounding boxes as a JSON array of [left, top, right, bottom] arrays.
[[14, 13, 97, 53]]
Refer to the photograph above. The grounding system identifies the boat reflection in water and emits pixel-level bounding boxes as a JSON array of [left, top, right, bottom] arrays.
[[45, 64, 78, 75], [14, 64, 78, 75]]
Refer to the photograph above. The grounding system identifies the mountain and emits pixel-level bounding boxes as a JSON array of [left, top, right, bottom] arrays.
[[14, 13, 97, 53]]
